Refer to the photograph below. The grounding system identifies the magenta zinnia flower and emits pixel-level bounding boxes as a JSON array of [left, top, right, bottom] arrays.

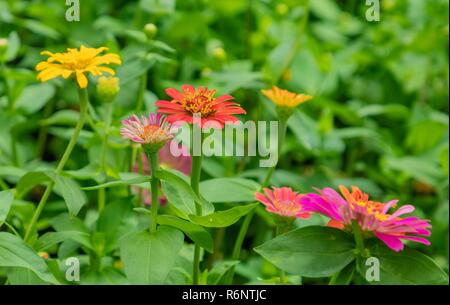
[[120, 113, 173, 153], [301, 185, 431, 252], [255, 187, 311, 219]]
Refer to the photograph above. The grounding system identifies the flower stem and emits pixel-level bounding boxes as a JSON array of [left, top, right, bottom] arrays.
[[149, 152, 159, 233], [351, 220, 367, 257], [191, 126, 203, 285], [191, 154, 203, 285], [98, 102, 113, 213], [135, 72, 147, 113], [276, 224, 288, 284], [24, 87, 89, 243], [226, 118, 288, 284]]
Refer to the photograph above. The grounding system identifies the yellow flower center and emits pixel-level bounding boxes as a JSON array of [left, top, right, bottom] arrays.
[[273, 199, 302, 216], [180, 87, 216, 117]]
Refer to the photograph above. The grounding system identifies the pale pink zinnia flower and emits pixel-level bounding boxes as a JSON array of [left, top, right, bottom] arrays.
[[255, 187, 311, 219], [120, 113, 173, 153], [132, 142, 192, 205], [301, 185, 432, 252]]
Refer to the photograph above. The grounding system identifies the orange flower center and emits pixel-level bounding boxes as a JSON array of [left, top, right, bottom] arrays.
[[140, 125, 169, 144], [180, 87, 216, 117]]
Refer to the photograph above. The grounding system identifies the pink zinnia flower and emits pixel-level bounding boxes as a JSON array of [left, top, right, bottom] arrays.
[[255, 187, 311, 219], [120, 113, 173, 153], [156, 85, 246, 128], [132, 142, 192, 205], [301, 185, 432, 252]]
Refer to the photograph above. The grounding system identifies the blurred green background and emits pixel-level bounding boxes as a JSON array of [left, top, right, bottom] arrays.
[[0, 0, 448, 283]]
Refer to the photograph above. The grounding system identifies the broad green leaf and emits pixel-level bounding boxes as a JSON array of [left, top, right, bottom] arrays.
[[359, 241, 449, 285], [50, 213, 90, 234], [157, 215, 213, 253], [189, 203, 258, 228], [97, 199, 135, 253], [53, 175, 87, 216], [161, 179, 196, 218], [156, 169, 214, 215], [36, 231, 93, 252], [200, 178, 260, 203], [16, 171, 54, 197], [0, 232, 58, 284], [82, 176, 149, 190], [254, 226, 356, 277], [119, 226, 184, 284], [0, 189, 14, 222], [15, 83, 55, 114]]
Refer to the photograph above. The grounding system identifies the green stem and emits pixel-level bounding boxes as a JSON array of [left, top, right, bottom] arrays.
[[135, 72, 147, 113], [191, 128, 203, 285], [98, 102, 113, 213], [191, 154, 203, 285], [226, 118, 288, 284], [351, 220, 367, 257], [24, 87, 89, 243], [149, 152, 159, 233], [328, 270, 340, 285], [276, 225, 287, 284]]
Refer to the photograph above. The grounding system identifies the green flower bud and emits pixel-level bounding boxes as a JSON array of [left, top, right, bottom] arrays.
[[212, 47, 227, 61], [97, 76, 120, 103], [144, 23, 158, 40]]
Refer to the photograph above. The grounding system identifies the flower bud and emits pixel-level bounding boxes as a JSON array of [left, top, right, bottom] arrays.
[[97, 76, 120, 103], [144, 23, 158, 40], [212, 47, 227, 61], [276, 3, 289, 16]]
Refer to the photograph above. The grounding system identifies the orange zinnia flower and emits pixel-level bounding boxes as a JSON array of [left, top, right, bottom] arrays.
[[156, 85, 246, 128]]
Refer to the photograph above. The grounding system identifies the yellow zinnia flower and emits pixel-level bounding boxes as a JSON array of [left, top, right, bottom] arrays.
[[261, 86, 313, 108], [36, 45, 121, 89]]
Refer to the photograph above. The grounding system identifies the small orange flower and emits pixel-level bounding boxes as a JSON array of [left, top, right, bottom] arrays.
[[261, 86, 313, 108], [36, 45, 121, 88]]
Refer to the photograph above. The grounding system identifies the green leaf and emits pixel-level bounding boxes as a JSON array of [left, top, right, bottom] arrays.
[[0, 232, 58, 284], [189, 203, 258, 228], [82, 176, 149, 190], [5, 31, 20, 62], [40, 110, 80, 126], [53, 175, 87, 216], [156, 169, 214, 215], [331, 262, 355, 285], [359, 241, 449, 285], [157, 215, 213, 253], [15, 83, 55, 114], [119, 226, 184, 284], [117, 56, 155, 85], [200, 178, 260, 203], [161, 180, 196, 218], [36, 231, 93, 252], [207, 260, 239, 285], [254, 226, 356, 277], [0, 189, 14, 222], [16, 171, 54, 197], [97, 199, 135, 253]]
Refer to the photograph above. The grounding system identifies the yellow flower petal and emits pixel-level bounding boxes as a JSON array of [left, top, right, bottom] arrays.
[[76, 71, 88, 88]]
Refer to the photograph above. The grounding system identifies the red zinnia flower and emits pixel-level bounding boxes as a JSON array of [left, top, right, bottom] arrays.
[[156, 85, 246, 128]]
